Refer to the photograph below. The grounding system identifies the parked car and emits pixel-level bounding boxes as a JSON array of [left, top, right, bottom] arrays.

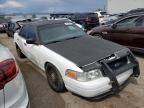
[[88, 13, 144, 53], [0, 19, 9, 33], [0, 23, 6, 33], [50, 13, 99, 30], [14, 19, 139, 99], [94, 11, 118, 25], [6, 19, 31, 37], [0, 44, 29, 108], [127, 8, 144, 15]]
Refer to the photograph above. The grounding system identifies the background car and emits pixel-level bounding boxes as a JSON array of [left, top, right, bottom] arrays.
[[50, 13, 100, 30], [88, 13, 144, 53], [6, 19, 31, 37], [0, 44, 29, 108], [127, 8, 144, 15], [94, 11, 118, 25], [0, 23, 5, 33], [0, 19, 9, 33]]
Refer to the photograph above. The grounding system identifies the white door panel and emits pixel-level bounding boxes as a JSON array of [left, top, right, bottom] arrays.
[[23, 44, 40, 65], [15, 33, 23, 51]]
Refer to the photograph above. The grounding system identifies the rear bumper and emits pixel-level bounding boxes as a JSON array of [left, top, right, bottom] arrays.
[[4, 71, 29, 108]]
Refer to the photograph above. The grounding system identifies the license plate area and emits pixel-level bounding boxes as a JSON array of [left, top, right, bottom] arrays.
[[107, 56, 128, 75]]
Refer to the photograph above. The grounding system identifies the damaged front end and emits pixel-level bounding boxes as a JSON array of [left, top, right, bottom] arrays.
[[81, 48, 140, 99]]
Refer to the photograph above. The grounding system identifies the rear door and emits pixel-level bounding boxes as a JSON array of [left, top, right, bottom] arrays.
[[126, 16, 144, 50], [106, 16, 139, 47]]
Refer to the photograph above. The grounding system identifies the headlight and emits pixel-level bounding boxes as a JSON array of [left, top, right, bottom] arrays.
[[66, 69, 103, 82]]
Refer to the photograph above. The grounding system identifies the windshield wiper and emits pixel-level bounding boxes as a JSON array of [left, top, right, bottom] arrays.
[[46, 36, 82, 44], [65, 36, 81, 41], [47, 40, 63, 44]]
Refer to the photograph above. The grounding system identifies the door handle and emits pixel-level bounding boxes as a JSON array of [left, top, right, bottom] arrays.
[[24, 43, 27, 46]]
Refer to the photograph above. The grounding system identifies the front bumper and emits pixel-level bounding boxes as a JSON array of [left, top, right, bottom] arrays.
[[65, 50, 140, 98]]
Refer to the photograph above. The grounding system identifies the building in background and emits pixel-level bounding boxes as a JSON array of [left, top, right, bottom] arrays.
[[107, 0, 144, 14]]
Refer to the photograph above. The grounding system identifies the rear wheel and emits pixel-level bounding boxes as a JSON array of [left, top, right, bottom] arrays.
[[16, 44, 25, 58], [46, 63, 65, 92]]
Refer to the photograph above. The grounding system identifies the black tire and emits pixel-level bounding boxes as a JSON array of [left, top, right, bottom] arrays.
[[93, 33, 103, 39], [46, 63, 65, 92], [16, 44, 25, 58]]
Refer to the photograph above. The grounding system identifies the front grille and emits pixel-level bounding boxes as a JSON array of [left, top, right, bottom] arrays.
[[99, 51, 139, 93], [108, 57, 128, 71]]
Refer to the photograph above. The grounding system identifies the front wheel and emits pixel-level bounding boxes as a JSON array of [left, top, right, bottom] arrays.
[[46, 64, 66, 92]]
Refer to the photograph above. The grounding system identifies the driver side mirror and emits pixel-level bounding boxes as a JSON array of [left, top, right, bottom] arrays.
[[112, 24, 117, 29], [26, 39, 36, 44]]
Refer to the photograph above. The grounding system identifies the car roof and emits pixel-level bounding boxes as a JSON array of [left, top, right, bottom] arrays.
[[124, 12, 144, 17], [25, 19, 72, 27]]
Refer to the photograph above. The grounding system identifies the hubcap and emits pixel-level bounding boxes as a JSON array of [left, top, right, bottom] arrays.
[[48, 68, 59, 88]]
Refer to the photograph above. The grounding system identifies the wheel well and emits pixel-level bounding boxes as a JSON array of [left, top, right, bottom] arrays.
[[44, 62, 63, 78], [45, 62, 54, 70], [15, 43, 18, 48]]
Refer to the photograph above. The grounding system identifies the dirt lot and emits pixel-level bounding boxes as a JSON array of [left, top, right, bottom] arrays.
[[0, 34, 144, 108]]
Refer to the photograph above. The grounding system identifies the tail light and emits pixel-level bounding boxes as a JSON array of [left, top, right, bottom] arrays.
[[0, 59, 18, 90]]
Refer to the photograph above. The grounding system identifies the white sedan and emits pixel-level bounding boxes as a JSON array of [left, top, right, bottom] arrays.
[[0, 44, 29, 108], [14, 19, 139, 98]]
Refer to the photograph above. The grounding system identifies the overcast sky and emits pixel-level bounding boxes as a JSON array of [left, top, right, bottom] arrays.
[[0, 0, 106, 13]]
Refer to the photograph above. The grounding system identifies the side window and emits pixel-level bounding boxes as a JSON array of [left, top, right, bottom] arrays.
[[116, 16, 138, 28], [8, 23, 15, 30], [135, 16, 144, 26], [19, 26, 27, 38], [26, 27, 36, 40]]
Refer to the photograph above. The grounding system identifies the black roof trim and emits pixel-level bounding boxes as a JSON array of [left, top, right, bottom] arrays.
[[25, 19, 72, 27]]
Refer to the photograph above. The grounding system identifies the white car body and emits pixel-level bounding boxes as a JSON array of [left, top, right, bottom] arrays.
[[14, 20, 139, 98], [0, 44, 29, 108], [95, 11, 118, 25]]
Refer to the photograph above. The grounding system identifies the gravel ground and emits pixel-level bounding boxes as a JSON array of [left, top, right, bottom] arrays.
[[0, 33, 144, 108]]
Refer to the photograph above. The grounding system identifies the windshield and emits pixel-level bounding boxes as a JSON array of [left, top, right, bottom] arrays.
[[38, 23, 85, 44]]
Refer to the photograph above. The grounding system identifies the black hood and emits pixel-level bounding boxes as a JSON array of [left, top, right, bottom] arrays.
[[45, 36, 125, 67]]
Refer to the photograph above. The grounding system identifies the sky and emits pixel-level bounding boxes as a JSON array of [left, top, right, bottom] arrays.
[[0, 0, 106, 14]]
